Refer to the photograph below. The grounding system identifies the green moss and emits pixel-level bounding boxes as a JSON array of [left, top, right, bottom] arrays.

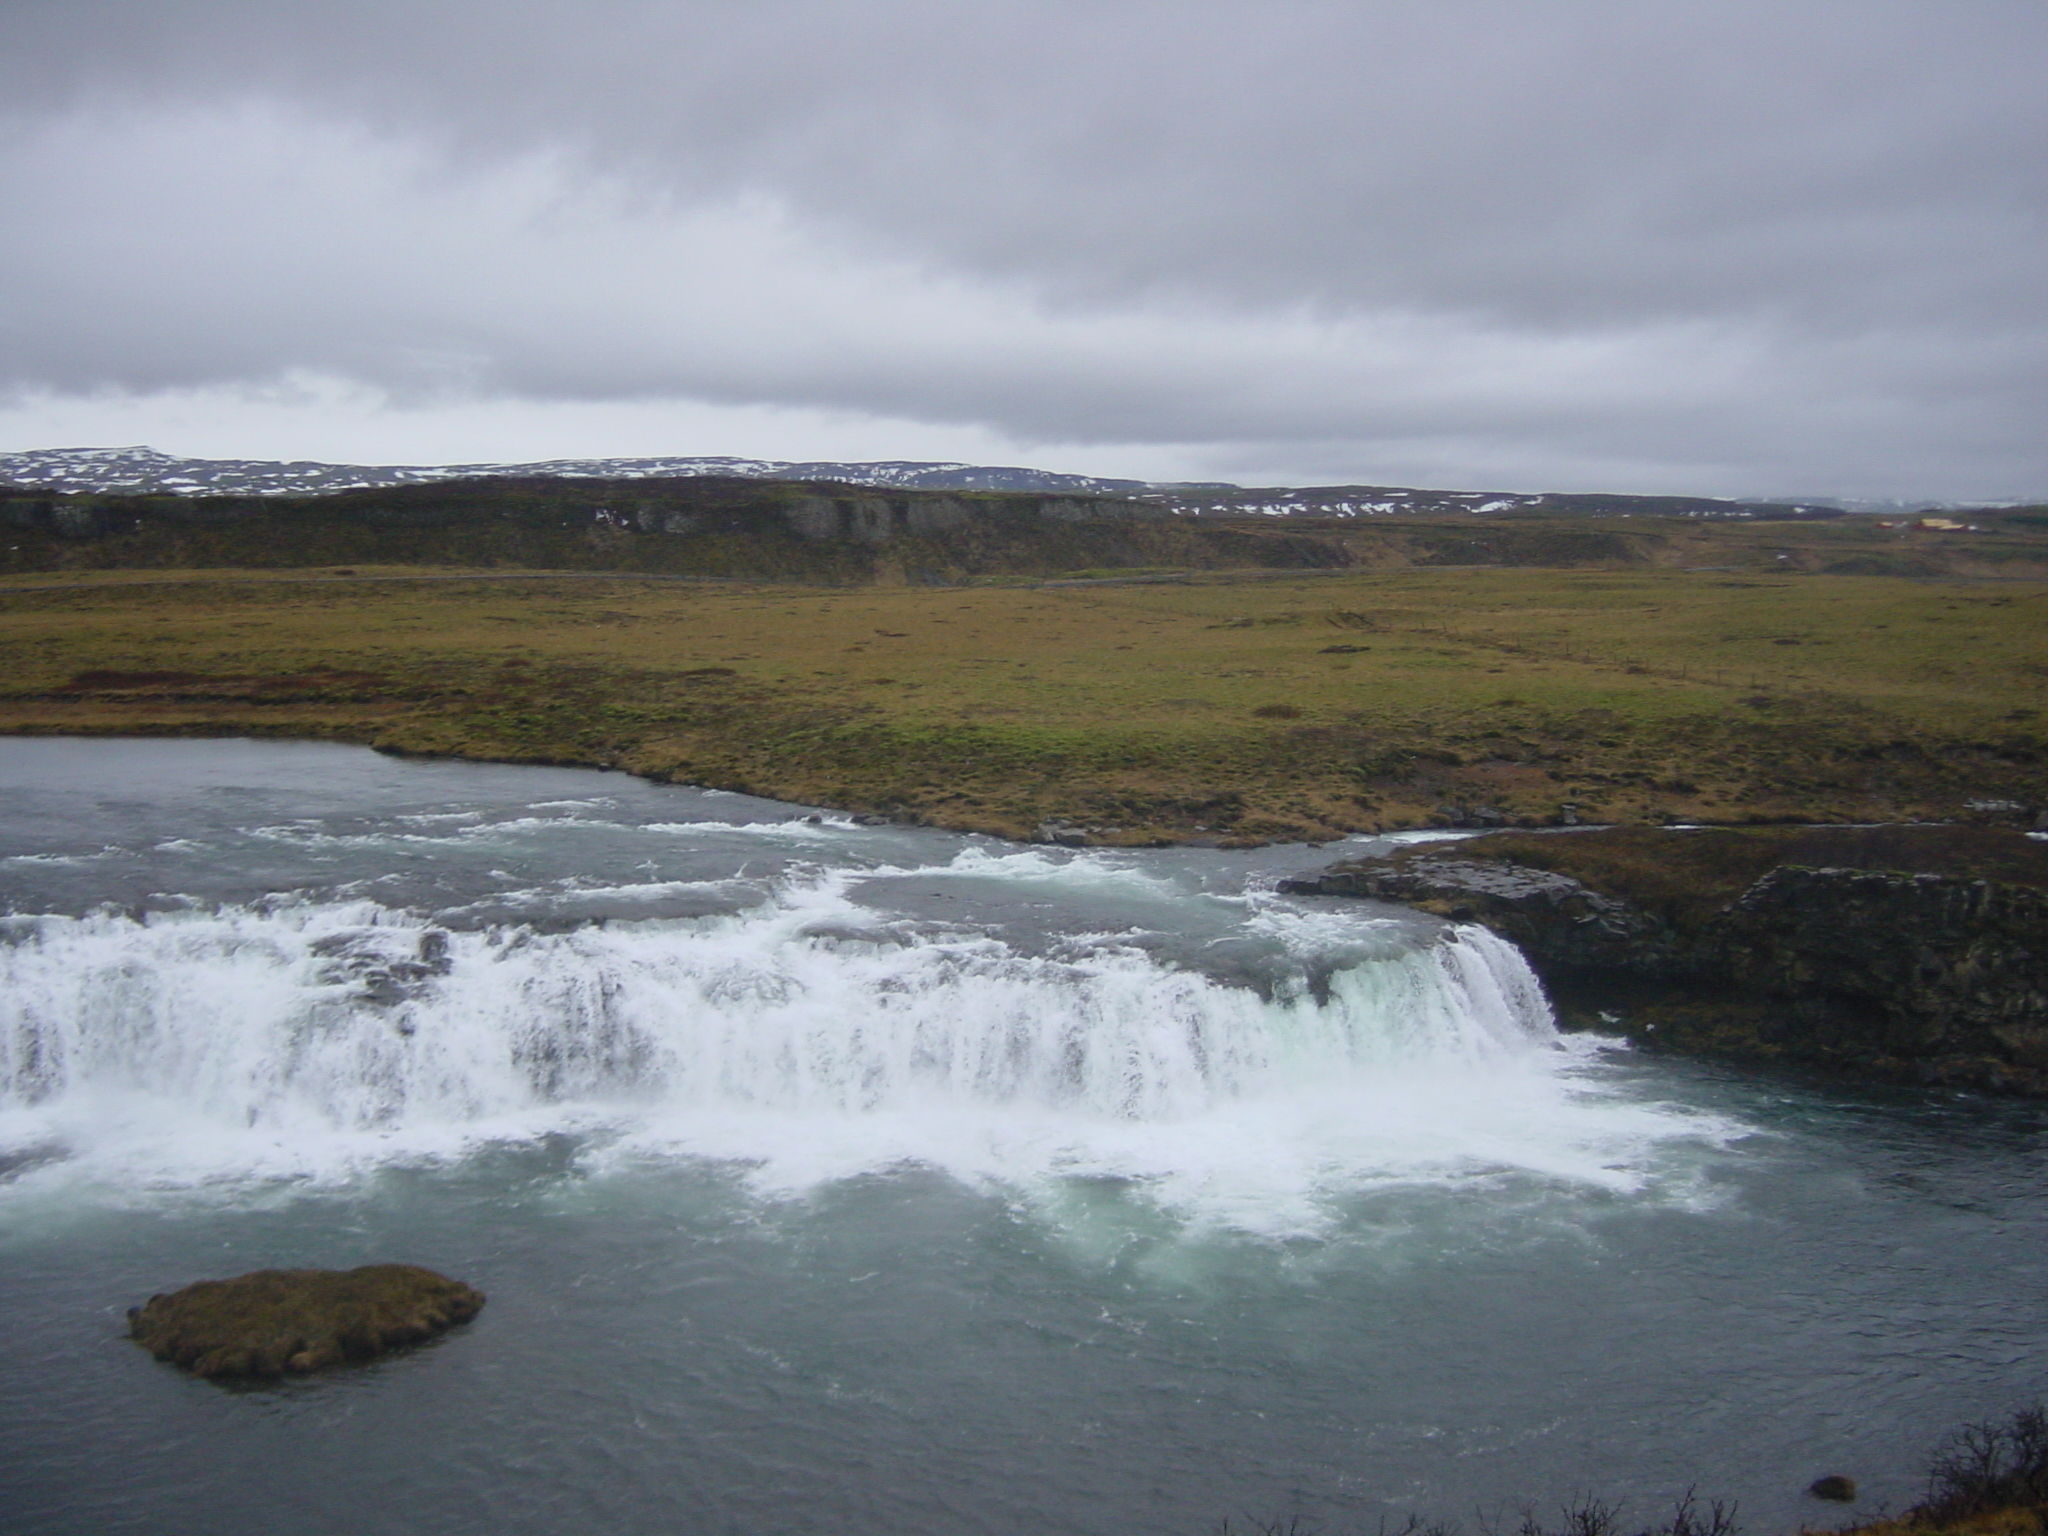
[[4, 561, 2044, 839], [128, 1264, 485, 1380]]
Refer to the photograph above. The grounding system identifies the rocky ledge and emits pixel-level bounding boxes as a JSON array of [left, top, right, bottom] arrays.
[[129, 1264, 485, 1380], [1281, 825, 2048, 1093]]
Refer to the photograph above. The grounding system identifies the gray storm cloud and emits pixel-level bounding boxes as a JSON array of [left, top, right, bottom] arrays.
[[0, 0, 2042, 496]]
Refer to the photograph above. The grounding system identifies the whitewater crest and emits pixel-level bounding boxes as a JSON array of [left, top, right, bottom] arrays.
[[0, 891, 1547, 1117], [0, 861, 1727, 1224]]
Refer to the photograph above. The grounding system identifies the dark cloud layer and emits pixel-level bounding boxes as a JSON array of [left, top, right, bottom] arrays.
[[0, 1, 2042, 495]]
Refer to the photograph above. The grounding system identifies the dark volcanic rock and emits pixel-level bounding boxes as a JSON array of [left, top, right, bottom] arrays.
[[1284, 853, 1684, 972], [129, 1264, 485, 1379], [1714, 867, 2048, 1083], [1281, 826, 2048, 1093]]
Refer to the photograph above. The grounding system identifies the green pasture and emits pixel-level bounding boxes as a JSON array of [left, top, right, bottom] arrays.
[[0, 563, 2040, 841]]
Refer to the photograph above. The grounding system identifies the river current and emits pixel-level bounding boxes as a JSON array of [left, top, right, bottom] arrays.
[[0, 738, 2041, 1535]]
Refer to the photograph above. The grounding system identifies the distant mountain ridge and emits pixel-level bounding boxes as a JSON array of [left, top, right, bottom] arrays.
[[0, 445, 1978, 520], [1164, 484, 1851, 521], [0, 445, 1168, 499]]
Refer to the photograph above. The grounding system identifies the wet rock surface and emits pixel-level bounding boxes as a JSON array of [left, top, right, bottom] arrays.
[[1282, 826, 2048, 1093], [129, 1264, 485, 1380], [1290, 853, 1684, 971]]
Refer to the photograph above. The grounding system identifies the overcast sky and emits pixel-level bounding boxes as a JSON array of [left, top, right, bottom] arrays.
[[0, 0, 2042, 497]]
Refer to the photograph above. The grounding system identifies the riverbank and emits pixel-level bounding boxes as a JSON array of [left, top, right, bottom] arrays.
[[0, 563, 2041, 842], [1283, 824, 2048, 1094]]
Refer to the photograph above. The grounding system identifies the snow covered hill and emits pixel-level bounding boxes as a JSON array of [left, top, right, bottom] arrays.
[[0, 445, 1884, 520], [0, 446, 1163, 499]]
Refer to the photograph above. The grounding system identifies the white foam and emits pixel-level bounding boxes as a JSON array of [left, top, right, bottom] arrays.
[[0, 884, 1743, 1232], [938, 843, 1185, 889], [642, 818, 860, 841]]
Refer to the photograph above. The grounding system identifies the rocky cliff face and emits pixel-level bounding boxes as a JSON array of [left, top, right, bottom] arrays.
[[1714, 867, 2048, 1081], [1282, 829, 2048, 1093]]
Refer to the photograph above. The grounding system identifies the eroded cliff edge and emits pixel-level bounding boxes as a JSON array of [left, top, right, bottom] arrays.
[[1280, 825, 2048, 1093]]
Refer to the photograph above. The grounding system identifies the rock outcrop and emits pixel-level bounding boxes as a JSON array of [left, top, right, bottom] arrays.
[[129, 1264, 485, 1380], [1281, 826, 2048, 1093], [1290, 852, 1685, 971]]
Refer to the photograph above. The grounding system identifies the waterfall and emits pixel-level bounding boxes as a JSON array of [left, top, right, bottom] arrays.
[[0, 867, 1727, 1229], [1, 899, 1554, 1132]]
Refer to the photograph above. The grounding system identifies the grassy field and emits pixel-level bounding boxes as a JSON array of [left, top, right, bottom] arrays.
[[0, 559, 2042, 842]]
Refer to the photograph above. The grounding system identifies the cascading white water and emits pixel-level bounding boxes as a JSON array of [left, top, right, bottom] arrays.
[[1, 891, 1551, 1126], [0, 859, 1711, 1228]]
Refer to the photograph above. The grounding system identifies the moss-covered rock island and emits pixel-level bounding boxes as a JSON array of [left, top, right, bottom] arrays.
[[128, 1264, 486, 1380]]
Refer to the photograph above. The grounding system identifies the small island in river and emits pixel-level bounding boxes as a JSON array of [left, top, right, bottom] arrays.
[[129, 1264, 486, 1380]]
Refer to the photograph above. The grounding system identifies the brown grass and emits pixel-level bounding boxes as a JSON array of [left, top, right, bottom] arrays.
[[2, 562, 2042, 841]]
